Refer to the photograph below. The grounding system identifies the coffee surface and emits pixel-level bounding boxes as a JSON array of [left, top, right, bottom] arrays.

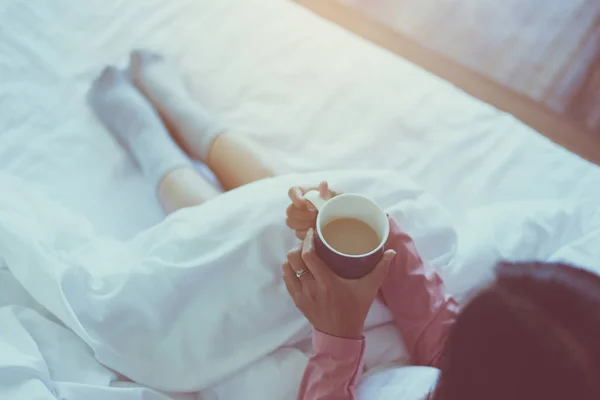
[[321, 218, 380, 255]]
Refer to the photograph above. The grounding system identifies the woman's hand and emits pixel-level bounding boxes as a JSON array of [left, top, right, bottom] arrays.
[[282, 228, 396, 340], [286, 181, 337, 240]]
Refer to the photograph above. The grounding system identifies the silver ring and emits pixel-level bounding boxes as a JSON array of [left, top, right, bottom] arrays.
[[296, 268, 308, 278]]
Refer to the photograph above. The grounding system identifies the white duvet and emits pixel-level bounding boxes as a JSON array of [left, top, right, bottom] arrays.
[[1, 170, 600, 400]]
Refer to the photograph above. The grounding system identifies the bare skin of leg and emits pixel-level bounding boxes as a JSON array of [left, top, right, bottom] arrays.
[[158, 167, 221, 213], [128, 50, 278, 212], [158, 135, 277, 212], [206, 133, 277, 190]]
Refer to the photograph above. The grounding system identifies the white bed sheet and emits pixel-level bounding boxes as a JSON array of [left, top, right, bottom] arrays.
[[1, 0, 599, 240], [1, 1, 600, 399]]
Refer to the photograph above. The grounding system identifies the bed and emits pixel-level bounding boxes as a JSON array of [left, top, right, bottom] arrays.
[[1, 0, 599, 399]]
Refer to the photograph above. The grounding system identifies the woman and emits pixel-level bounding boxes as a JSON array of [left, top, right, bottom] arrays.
[[90, 50, 600, 400], [285, 192, 600, 400]]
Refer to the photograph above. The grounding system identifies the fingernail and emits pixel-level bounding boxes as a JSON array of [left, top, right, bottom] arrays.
[[307, 228, 313, 236]]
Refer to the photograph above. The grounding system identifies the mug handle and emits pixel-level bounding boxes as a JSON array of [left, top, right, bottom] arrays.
[[303, 190, 329, 211]]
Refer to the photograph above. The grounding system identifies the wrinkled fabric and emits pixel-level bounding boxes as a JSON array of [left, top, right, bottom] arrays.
[[1, 169, 600, 400], [0, 170, 452, 399]]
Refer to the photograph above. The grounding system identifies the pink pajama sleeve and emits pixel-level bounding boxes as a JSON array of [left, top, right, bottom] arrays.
[[296, 216, 459, 399]]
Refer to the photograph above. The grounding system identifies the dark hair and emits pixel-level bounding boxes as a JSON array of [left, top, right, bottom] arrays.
[[431, 262, 600, 400]]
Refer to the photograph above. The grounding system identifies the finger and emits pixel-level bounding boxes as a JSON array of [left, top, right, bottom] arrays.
[[300, 228, 331, 282], [364, 250, 396, 288], [287, 246, 302, 264], [318, 181, 332, 200], [288, 187, 310, 209], [282, 261, 302, 295], [287, 247, 314, 282], [286, 204, 318, 221], [318, 181, 339, 200], [286, 217, 312, 231], [295, 230, 308, 240], [379, 250, 397, 267], [297, 185, 328, 211], [297, 185, 318, 195], [286, 217, 314, 231]]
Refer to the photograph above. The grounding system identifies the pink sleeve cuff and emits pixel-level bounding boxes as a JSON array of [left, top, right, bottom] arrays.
[[312, 329, 365, 359]]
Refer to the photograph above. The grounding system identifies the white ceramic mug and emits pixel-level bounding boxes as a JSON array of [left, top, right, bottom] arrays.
[[304, 191, 389, 279]]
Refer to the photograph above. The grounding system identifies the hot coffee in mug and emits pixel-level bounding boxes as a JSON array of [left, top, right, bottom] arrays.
[[304, 191, 390, 279]]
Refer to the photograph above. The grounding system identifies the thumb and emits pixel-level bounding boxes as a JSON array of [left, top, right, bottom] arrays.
[[364, 250, 396, 288]]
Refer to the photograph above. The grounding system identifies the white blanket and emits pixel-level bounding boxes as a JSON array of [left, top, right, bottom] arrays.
[[1, 170, 600, 400]]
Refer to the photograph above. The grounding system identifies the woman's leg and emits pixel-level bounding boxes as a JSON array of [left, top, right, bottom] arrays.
[[128, 50, 278, 191], [157, 134, 276, 212], [157, 168, 220, 213], [206, 134, 276, 190], [88, 66, 220, 213], [89, 55, 278, 213]]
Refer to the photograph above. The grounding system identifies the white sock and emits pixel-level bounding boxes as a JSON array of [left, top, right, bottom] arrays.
[[88, 66, 192, 187], [129, 50, 225, 161]]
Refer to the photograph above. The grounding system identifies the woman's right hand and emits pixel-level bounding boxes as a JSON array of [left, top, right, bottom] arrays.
[[286, 181, 337, 240], [282, 228, 396, 339]]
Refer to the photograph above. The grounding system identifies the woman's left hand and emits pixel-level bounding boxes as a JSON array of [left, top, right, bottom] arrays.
[[282, 228, 396, 340], [286, 181, 337, 240]]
